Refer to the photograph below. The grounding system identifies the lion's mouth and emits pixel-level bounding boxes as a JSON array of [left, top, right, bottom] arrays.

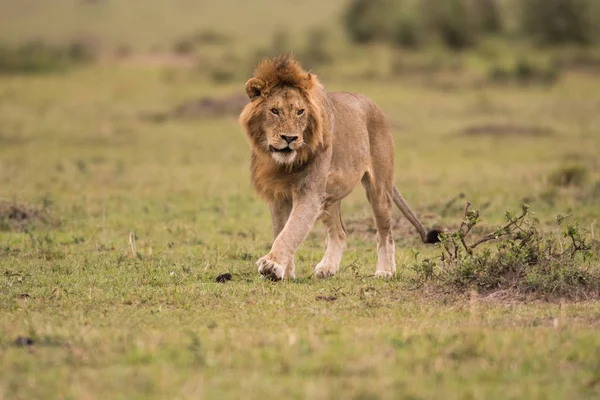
[[269, 145, 294, 154]]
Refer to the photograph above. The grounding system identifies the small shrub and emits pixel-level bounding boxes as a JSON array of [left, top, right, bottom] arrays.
[[66, 36, 99, 63], [520, 0, 598, 46], [0, 40, 94, 75], [488, 58, 561, 85], [172, 30, 231, 55], [549, 165, 589, 188], [193, 30, 231, 45], [393, 16, 421, 49], [488, 65, 510, 82], [0, 199, 53, 232], [0, 42, 68, 74], [173, 38, 195, 55], [514, 58, 537, 80], [208, 53, 241, 84], [210, 68, 235, 84], [411, 203, 598, 298]]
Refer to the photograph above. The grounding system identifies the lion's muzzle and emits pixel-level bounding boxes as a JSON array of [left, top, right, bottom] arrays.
[[269, 145, 294, 153]]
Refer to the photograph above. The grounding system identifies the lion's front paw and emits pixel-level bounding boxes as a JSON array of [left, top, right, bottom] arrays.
[[257, 256, 286, 281], [374, 270, 394, 279], [314, 263, 338, 279]]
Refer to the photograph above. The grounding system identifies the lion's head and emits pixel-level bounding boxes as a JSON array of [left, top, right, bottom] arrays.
[[239, 56, 330, 167]]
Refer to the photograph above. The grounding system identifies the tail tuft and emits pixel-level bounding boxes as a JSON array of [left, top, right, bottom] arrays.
[[425, 229, 443, 244]]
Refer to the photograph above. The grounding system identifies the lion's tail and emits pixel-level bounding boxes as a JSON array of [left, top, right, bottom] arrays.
[[392, 186, 441, 244]]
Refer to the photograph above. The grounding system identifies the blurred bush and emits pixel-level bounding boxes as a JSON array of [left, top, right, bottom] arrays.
[[343, 0, 399, 43], [192, 30, 231, 46], [549, 164, 589, 187], [298, 28, 334, 69], [345, 0, 503, 50], [393, 15, 421, 49], [0, 40, 95, 74], [137, 0, 600, 84], [208, 53, 240, 84], [488, 57, 561, 85], [422, 0, 480, 50], [172, 38, 195, 55], [171, 29, 232, 55], [520, 0, 599, 46], [343, 0, 597, 50]]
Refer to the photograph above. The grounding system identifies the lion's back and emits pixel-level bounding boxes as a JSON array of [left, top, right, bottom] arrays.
[[328, 90, 391, 149], [329, 91, 389, 133], [325, 92, 392, 189]]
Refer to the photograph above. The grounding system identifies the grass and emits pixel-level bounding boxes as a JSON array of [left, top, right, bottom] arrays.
[[0, 1, 600, 398], [0, 62, 599, 399]]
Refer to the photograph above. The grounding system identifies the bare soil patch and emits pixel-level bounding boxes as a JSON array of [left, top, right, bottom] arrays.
[[558, 54, 600, 75], [346, 213, 440, 241], [0, 200, 52, 231], [142, 94, 248, 122]]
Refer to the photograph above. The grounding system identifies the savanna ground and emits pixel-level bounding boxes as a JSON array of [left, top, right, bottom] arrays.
[[1, 1, 600, 399]]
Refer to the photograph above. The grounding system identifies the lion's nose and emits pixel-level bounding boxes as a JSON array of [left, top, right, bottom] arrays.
[[281, 135, 298, 144]]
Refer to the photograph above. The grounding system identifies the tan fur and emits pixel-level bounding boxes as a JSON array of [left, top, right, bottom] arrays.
[[239, 55, 436, 280], [240, 56, 330, 200]]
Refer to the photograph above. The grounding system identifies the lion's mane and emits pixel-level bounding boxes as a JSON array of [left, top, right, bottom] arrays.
[[239, 56, 331, 201]]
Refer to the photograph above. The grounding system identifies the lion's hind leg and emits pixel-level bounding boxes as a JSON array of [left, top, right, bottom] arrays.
[[314, 202, 346, 278], [362, 173, 396, 278]]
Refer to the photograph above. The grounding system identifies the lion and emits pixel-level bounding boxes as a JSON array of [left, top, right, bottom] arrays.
[[239, 55, 440, 280]]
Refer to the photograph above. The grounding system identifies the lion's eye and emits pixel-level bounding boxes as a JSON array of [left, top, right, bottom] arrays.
[[270, 108, 279, 115], [297, 109, 305, 116]]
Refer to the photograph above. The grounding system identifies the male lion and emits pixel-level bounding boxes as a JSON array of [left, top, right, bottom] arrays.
[[239, 56, 440, 280]]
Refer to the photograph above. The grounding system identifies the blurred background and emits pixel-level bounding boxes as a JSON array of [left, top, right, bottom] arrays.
[[1, 0, 599, 246], [2, 0, 600, 87], [2, 3, 600, 398]]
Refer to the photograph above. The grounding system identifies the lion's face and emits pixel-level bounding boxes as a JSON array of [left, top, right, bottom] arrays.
[[240, 58, 329, 170], [260, 87, 309, 165]]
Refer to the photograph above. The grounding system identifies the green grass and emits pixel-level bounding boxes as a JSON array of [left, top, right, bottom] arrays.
[[1, 63, 599, 399], [0, 1, 600, 397]]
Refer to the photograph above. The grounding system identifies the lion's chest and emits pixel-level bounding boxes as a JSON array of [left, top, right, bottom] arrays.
[[251, 164, 310, 202]]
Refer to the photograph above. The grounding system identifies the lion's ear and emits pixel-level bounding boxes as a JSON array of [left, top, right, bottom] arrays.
[[298, 73, 317, 91], [245, 77, 266, 100]]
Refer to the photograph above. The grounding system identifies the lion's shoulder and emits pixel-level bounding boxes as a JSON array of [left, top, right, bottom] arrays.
[[329, 91, 376, 108], [328, 92, 379, 117]]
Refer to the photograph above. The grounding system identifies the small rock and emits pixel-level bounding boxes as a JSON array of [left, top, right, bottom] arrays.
[[15, 336, 34, 346], [215, 273, 232, 283], [316, 295, 337, 302]]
